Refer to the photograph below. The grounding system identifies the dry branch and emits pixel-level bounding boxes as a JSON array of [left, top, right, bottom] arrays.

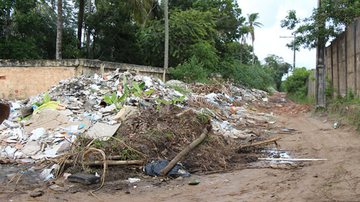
[[65, 159, 144, 166], [160, 127, 210, 176], [239, 136, 283, 149]]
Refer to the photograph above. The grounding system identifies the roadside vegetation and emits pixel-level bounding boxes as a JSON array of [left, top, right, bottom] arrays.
[[281, 67, 313, 104]]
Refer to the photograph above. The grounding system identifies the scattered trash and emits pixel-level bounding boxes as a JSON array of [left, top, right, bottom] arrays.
[[333, 121, 340, 129], [188, 179, 200, 185], [29, 188, 44, 198], [144, 160, 191, 178], [67, 173, 101, 185], [86, 122, 121, 139], [0, 69, 295, 189], [40, 164, 60, 181], [126, 177, 141, 183]]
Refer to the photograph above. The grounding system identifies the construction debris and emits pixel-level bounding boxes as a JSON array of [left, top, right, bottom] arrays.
[[0, 68, 292, 189]]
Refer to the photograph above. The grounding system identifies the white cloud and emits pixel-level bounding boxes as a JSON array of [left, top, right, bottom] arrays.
[[237, 0, 317, 69]]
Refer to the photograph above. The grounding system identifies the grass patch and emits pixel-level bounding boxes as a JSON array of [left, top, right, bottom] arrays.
[[287, 93, 315, 104], [327, 97, 360, 131]]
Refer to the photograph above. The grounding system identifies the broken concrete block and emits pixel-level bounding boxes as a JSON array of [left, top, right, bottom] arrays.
[[44, 141, 71, 157], [4, 146, 17, 158], [20, 106, 33, 118], [86, 122, 121, 139], [29, 128, 46, 141], [2, 120, 20, 129], [113, 106, 140, 122], [22, 141, 41, 156], [25, 109, 69, 133]]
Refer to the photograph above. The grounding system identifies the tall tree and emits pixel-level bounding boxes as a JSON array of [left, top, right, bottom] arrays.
[[281, 0, 360, 105], [245, 13, 262, 64], [77, 0, 85, 49], [56, 0, 63, 59], [163, 0, 169, 81], [264, 55, 291, 90]]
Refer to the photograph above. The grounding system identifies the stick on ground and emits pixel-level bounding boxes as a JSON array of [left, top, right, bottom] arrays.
[[160, 127, 210, 176], [239, 136, 283, 149]]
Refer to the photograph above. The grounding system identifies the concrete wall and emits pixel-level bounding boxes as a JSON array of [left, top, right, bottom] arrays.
[[326, 18, 360, 97], [0, 59, 164, 99], [308, 69, 316, 98]]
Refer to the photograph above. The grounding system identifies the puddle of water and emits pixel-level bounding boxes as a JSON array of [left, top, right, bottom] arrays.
[[248, 148, 298, 169]]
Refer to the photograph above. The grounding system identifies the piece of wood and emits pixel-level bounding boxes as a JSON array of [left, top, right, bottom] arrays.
[[160, 127, 209, 176], [65, 160, 144, 166], [239, 136, 282, 149], [258, 158, 327, 162]]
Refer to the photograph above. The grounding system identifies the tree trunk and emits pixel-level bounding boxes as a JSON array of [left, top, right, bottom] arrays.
[[51, 0, 56, 10], [56, 0, 63, 60], [252, 39, 255, 64], [86, 0, 91, 58], [77, 0, 85, 49], [316, 0, 326, 108], [163, 0, 169, 82]]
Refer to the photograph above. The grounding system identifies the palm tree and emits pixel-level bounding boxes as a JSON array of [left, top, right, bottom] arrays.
[[245, 13, 263, 64]]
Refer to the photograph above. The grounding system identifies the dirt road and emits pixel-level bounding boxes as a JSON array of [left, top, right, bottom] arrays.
[[4, 101, 360, 201]]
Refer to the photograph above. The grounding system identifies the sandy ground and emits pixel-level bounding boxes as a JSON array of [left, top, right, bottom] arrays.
[[3, 101, 360, 201]]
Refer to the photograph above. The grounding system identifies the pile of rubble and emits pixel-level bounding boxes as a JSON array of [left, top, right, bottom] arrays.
[[0, 69, 277, 176]]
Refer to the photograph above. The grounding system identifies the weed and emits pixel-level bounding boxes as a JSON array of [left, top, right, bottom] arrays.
[[169, 85, 191, 95], [196, 112, 210, 124]]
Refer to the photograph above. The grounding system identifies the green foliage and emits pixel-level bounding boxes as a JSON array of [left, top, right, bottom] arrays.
[[168, 85, 191, 95], [155, 96, 186, 110], [187, 41, 219, 72], [282, 67, 311, 101], [103, 92, 126, 109], [169, 57, 209, 83], [281, 1, 360, 49], [196, 112, 210, 124], [264, 54, 291, 90], [220, 60, 274, 91], [103, 80, 152, 109], [0, 0, 260, 88], [42, 92, 51, 104], [169, 9, 217, 66]]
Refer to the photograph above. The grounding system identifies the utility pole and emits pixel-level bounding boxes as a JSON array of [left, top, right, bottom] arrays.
[[316, 0, 326, 108], [163, 0, 169, 82], [56, 0, 63, 60], [280, 34, 296, 70]]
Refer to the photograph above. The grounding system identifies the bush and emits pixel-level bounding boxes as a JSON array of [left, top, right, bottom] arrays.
[[220, 60, 274, 91], [169, 56, 208, 83], [282, 67, 311, 101], [187, 41, 219, 72]]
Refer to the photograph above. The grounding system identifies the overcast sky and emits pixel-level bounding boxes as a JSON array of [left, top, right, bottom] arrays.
[[237, 0, 317, 69]]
